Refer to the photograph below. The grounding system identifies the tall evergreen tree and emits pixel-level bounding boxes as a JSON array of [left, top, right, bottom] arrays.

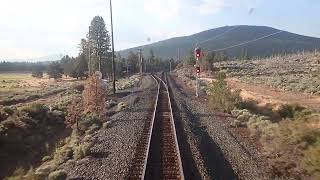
[[88, 16, 111, 77]]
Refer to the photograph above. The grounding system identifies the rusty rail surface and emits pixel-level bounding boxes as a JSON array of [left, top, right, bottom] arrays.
[[127, 74, 184, 180]]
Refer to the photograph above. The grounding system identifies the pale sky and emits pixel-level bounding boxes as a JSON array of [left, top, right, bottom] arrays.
[[0, 0, 319, 60]]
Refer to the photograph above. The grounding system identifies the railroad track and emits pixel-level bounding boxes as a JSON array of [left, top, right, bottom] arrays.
[[127, 73, 184, 180]]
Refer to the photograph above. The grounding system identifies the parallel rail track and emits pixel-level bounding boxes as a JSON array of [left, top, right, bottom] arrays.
[[127, 74, 184, 180]]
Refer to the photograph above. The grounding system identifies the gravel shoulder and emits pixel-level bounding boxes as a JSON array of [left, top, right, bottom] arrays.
[[168, 73, 268, 180], [63, 75, 157, 180]]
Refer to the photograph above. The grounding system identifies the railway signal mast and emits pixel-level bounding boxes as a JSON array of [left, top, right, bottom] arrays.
[[195, 47, 201, 97]]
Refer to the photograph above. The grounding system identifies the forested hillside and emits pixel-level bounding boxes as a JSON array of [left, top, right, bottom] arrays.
[[119, 25, 320, 60]]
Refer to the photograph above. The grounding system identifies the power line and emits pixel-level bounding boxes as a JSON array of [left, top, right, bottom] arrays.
[[195, 26, 239, 47], [205, 30, 283, 53]]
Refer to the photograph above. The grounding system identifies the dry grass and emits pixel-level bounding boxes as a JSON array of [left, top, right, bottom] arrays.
[[0, 73, 84, 106]]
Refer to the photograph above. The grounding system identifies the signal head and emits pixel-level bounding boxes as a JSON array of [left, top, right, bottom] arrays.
[[195, 48, 201, 58]]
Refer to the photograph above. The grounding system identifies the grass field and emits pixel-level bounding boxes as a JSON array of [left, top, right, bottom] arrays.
[[0, 72, 47, 93], [0, 72, 84, 106]]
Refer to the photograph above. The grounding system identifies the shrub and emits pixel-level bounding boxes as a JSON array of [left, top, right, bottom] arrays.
[[5, 167, 41, 180], [85, 123, 101, 135], [42, 156, 52, 162], [277, 104, 305, 119], [261, 113, 320, 179], [301, 143, 320, 179], [21, 103, 47, 118], [78, 113, 101, 131], [208, 72, 242, 112], [3, 106, 16, 115], [32, 71, 43, 78], [83, 76, 107, 114], [35, 164, 56, 178], [73, 143, 91, 160], [48, 170, 67, 180], [53, 146, 73, 165], [73, 145, 85, 160]]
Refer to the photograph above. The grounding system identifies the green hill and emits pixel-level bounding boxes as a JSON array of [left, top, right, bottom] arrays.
[[119, 25, 320, 60]]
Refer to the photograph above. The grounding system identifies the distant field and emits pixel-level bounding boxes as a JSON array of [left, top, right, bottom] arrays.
[[0, 72, 49, 93], [0, 72, 84, 106]]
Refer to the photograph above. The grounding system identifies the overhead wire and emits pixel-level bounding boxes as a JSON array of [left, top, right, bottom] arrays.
[[194, 26, 239, 47], [205, 30, 283, 53]]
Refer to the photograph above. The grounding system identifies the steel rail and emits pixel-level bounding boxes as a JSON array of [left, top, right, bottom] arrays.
[[127, 74, 160, 179], [128, 74, 184, 180], [154, 73, 185, 180]]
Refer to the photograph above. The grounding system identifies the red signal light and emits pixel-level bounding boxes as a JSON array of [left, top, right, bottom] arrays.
[[196, 67, 200, 74], [195, 48, 201, 58]]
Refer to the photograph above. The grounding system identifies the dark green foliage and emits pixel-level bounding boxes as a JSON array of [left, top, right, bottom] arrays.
[[60, 54, 88, 80], [31, 65, 44, 78], [3, 106, 15, 115], [47, 62, 63, 79], [0, 103, 66, 178], [0, 62, 47, 72], [88, 16, 111, 77], [208, 72, 242, 112], [277, 104, 305, 119], [127, 51, 139, 73]]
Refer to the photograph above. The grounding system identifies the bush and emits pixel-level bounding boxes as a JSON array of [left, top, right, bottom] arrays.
[[73, 146, 85, 160], [48, 170, 67, 180], [78, 113, 101, 131], [301, 143, 320, 179], [262, 113, 320, 179], [42, 156, 52, 162], [73, 143, 91, 160], [21, 104, 47, 118], [5, 167, 41, 180], [277, 104, 305, 119], [83, 76, 107, 114], [32, 71, 43, 78], [208, 72, 242, 112], [53, 146, 73, 165], [35, 164, 56, 178], [3, 106, 16, 115], [85, 123, 101, 135]]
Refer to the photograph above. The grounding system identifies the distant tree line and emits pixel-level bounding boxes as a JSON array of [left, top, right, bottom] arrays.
[[180, 49, 228, 71], [115, 49, 174, 76], [0, 61, 47, 72]]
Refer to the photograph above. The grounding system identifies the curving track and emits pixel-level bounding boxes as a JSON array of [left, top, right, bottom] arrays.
[[127, 74, 184, 180]]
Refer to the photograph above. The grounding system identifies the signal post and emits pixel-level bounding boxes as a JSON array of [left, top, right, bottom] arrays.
[[195, 48, 201, 97]]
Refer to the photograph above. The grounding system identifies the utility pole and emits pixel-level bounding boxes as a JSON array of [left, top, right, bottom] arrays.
[[109, 0, 116, 94], [139, 49, 142, 76], [88, 27, 92, 75], [126, 58, 129, 77]]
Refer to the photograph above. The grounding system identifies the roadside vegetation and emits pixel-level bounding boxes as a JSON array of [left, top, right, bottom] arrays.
[[2, 70, 141, 179], [174, 50, 320, 179], [214, 51, 320, 95], [206, 72, 320, 179]]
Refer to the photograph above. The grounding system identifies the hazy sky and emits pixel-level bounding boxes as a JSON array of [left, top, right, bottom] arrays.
[[0, 0, 319, 59]]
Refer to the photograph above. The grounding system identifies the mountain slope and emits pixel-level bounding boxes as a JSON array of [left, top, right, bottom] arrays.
[[119, 25, 320, 60]]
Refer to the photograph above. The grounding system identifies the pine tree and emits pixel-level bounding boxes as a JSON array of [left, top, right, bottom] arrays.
[[88, 16, 111, 77]]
